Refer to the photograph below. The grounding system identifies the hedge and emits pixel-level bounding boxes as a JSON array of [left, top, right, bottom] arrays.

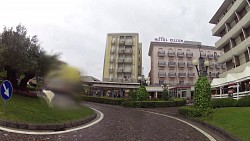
[[235, 96, 250, 107], [178, 106, 202, 117], [121, 99, 186, 108], [81, 96, 124, 105], [211, 98, 236, 108]]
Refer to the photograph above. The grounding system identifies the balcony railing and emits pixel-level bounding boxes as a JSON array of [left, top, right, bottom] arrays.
[[158, 51, 165, 57], [187, 62, 193, 68], [178, 62, 185, 68], [186, 52, 193, 58], [215, 64, 221, 69], [222, 63, 226, 69], [214, 54, 220, 60], [207, 54, 214, 59], [110, 58, 115, 63], [117, 68, 123, 72], [123, 69, 132, 72], [188, 72, 195, 77], [178, 72, 186, 77], [168, 52, 175, 57], [124, 58, 132, 63], [209, 73, 216, 78], [111, 49, 115, 53], [118, 78, 123, 82], [124, 49, 132, 54], [177, 52, 184, 57], [158, 72, 166, 78], [118, 58, 124, 63], [168, 72, 176, 77], [109, 68, 113, 73], [119, 39, 125, 45], [118, 49, 124, 54], [158, 61, 166, 67], [209, 63, 214, 69], [111, 39, 116, 45], [201, 54, 206, 58], [125, 39, 133, 45], [168, 61, 176, 67]]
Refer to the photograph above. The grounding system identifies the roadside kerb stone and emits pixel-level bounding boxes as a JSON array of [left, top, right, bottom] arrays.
[[0, 113, 97, 131]]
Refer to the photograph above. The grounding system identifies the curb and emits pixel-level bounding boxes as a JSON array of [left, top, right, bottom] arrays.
[[0, 113, 97, 131], [182, 116, 241, 141]]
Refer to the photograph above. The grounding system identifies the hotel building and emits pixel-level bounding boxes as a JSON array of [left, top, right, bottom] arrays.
[[148, 40, 225, 98], [102, 33, 142, 83]]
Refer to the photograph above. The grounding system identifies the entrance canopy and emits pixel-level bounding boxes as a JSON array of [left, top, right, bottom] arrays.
[[211, 66, 250, 88]]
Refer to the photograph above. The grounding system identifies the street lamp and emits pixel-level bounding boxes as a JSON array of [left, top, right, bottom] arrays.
[[138, 76, 142, 85], [192, 45, 210, 77]]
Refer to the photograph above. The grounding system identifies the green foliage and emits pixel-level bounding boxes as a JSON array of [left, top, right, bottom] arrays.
[[178, 106, 202, 117], [128, 89, 137, 100], [211, 98, 236, 108], [136, 85, 148, 101], [0, 70, 7, 79], [194, 76, 211, 115], [235, 96, 250, 107], [174, 98, 186, 106], [81, 96, 124, 105], [162, 89, 169, 100], [121, 99, 186, 108]]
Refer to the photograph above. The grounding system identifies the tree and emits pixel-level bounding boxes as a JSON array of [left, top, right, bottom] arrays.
[[0, 24, 59, 90], [136, 85, 148, 101], [162, 89, 169, 100], [194, 76, 211, 115]]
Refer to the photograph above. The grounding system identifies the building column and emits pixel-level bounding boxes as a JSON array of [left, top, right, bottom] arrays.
[[155, 92, 158, 99], [100, 89, 104, 97], [237, 83, 240, 100], [220, 87, 222, 98]]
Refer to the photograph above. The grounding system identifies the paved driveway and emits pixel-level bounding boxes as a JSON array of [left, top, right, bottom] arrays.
[[0, 102, 213, 141]]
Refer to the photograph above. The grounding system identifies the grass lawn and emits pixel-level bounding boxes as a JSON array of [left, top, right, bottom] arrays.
[[200, 107, 250, 141], [0, 94, 94, 124]]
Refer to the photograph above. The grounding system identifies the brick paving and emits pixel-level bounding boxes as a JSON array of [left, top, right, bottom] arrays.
[[0, 103, 211, 141]]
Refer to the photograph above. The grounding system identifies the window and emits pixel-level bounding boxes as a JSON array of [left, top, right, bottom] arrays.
[[207, 51, 211, 55], [186, 49, 191, 53], [159, 80, 164, 85], [200, 50, 205, 55], [168, 48, 173, 52], [177, 49, 182, 53]]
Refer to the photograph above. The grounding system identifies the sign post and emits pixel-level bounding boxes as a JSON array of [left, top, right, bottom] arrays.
[[1, 80, 13, 114]]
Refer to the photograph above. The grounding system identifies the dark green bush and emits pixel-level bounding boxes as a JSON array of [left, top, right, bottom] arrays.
[[235, 96, 250, 107], [82, 96, 124, 105], [211, 98, 236, 108], [178, 106, 202, 117], [121, 100, 185, 108], [174, 98, 186, 106]]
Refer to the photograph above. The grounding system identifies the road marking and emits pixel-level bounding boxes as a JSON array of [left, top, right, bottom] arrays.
[[0, 107, 104, 135], [139, 109, 216, 141]]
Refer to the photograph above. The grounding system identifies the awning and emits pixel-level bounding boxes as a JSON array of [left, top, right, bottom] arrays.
[[211, 66, 250, 88]]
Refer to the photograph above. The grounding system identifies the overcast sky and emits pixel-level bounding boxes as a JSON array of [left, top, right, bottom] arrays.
[[0, 0, 223, 80]]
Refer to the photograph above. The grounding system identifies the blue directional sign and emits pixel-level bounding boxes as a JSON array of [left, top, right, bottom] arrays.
[[1, 80, 13, 100]]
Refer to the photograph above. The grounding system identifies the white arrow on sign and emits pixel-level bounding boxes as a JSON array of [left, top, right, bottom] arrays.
[[3, 84, 9, 97]]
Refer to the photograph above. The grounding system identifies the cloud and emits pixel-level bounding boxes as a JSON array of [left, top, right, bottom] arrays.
[[0, 0, 223, 80]]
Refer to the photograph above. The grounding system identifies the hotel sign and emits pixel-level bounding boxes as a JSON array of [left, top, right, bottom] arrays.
[[154, 37, 184, 43]]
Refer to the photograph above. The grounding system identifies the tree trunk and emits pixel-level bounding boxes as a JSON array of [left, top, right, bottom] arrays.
[[19, 73, 35, 91], [5, 66, 18, 89]]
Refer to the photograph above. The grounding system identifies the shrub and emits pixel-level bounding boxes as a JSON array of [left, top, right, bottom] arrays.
[[194, 76, 211, 115], [178, 106, 202, 117], [174, 98, 186, 106], [128, 89, 137, 101], [121, 100, 185, 108], [235, 96, 250, 107], [136, 86, 148, 101], [81, 96, 124, 105], [211, 98, 236, 108], [162, 89, 169, 100]]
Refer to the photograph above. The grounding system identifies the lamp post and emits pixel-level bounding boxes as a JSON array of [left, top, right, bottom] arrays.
[[192, 45, 210, 77], [161, 83, 169, 99], [138, 76, 142, 85]]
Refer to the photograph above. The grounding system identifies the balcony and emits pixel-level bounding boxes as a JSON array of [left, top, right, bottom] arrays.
[[117, 68, 123, 72], [158, 51, 165, 57], [110, 57, 115, 63], [207, 54, 214, 59], [118, 49, 124, 54], [168, 72, 176, 78], [188, 72, 195, 77], [186, 52, 193, 58], [201, 54, 206, 58], [109, 68, 113, 73], [118, 78, 123, 82], [124, 49, 132, 54], [168, 61, 176, 67], [124, 58, 132, 63], [158, 72, 166, 78], [187, 62, 193, 68], [125, 39, 133, 45], [178, 62, 185, 68], [111, 39, 116, 45], [178, 72, 186, 78], [118, 58, 124, 63], [158, 61, 166, 67], [214, 54, 220, 60], [119, 39, 125, 45], [209, 63, 214, 69], [177, 52, 185, 58], [168, 52, 175, 57], [215, 64, 221, 69], [209, 73, 216, 78], [111, 48, 115, 53], [123, 68, 132, 73]]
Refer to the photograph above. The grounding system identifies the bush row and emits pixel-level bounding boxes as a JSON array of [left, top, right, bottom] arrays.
[[211, 96, 250, 108], [81, 96, 124, 105], [82, 96, 186, 108], [178, 106, 202, 117]]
